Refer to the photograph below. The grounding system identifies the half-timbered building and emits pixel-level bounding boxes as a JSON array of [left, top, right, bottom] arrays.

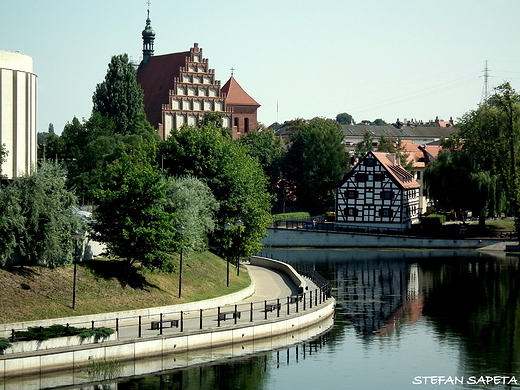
[[336, 151, 420, 232]]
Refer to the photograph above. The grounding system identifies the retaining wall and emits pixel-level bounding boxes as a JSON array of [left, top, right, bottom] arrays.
[[262, 228, 513, 251]]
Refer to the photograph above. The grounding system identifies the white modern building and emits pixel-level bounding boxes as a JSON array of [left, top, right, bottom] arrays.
[[0, 50, 38, 180]]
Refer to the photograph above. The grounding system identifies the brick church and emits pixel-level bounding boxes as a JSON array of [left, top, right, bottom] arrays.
[[137, 10, 260, 140]]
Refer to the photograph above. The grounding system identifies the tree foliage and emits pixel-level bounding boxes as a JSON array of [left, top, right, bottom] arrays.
[[284, 117, 349, 214], [425, 82, 520, 228], [164, 175, 219, 252], [0, 162, 82, 266], [238, 129, 285, 194], [91, 143, 180, 272], [0, 143, 7, 177], [46, 114, 157, 202], [159, 124, 272, 258], [335, 112, 355, 125], [372, 118, 389, 126], [424, 150, 500, 225], [92, 54, 149, 135], [351, 132, 374, 166]]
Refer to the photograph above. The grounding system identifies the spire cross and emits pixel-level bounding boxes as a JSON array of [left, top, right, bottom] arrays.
[[230, 67, 235, 77]]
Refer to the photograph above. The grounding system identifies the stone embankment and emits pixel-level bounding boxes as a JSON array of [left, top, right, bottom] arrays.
[[262, 227, 518, 251]]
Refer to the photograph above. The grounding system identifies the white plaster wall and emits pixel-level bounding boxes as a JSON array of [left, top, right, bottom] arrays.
[[0, 50, 37, 180]]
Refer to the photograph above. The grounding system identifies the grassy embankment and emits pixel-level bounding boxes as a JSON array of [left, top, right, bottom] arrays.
[[0, 251, 250, 324]]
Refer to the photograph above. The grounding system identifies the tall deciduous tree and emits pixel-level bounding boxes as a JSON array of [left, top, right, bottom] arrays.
[[351, 132, 374, 166], [238, 128, 285, 195], [164, 175, 219, 252], [159, 123, 272, 258], [424, 150, 500, 226], [91, 143, 181, 271], [284, 117, 349, 214], [335, 112, 355, 125], [92, 54, 150, 135], [0, 162, 82, 266]]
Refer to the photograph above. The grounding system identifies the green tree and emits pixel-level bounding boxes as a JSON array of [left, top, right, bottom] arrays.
[[377, 135, 395, 153], [351, 131, 374, 166], [0, 143, 7, 177], [0, 162, 82, 266], [372, 118, 389, 126], [424, 150, 500, 226], [445, 83, 520, 228], [91, 143, 180, 271], [238, 128, 285, 195], [335, 112, 355, 125], [47, 114, 157, 203], [164, 175, 219, 252], [284, 117, 349, 214], [159, 124, 272, 258], [92, 54, 150, 135]]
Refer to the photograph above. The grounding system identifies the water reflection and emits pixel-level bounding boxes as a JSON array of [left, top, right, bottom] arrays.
[[117, 334, 332, 390]]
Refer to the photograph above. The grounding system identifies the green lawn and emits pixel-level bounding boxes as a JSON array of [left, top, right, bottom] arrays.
[[0, 251, 250, 324]]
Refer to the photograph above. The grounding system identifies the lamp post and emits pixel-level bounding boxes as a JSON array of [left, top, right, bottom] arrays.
[[224, 223, 232, 287], [178, 226, 186, 299], [236, 220, 244, 276], [71, 231, 82, 310]]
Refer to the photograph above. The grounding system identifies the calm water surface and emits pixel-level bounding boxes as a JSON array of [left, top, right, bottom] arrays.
[[115, 249, 520, 390]]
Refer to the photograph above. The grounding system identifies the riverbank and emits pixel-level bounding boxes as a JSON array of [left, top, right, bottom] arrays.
[[0, 258, 336, 388]]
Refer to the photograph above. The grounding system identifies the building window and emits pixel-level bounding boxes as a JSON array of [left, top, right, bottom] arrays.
[[347, 208, 357, 217], [364, 159, 375, 167], [379, 208, 393, 217], [347, 190, 358, 199], [244, 118, 249, 133], [416, 171, 421, 180], [373, 173, 385, 181], [234, 117, 239, 129], [355, 173, 368, 182], [380, 191, 394, 200]]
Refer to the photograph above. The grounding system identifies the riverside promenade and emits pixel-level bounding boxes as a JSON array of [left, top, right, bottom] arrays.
[[0, 257, 335, 387]]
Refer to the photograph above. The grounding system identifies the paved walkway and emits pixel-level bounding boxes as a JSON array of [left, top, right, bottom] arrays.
[[112, 264, 319, 341]]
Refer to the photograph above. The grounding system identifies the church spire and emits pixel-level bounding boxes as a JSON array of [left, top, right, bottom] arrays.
[[141, 1, 155, 65]]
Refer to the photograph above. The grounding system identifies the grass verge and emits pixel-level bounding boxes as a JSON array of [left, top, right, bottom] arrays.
[[0, 251, 250, 324]]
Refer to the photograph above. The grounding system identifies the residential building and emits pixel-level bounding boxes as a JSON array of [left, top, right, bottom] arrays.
[[336, 151, 421, 232]]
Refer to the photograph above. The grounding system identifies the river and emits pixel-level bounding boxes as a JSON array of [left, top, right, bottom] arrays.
[[21, 249, 520, 389]]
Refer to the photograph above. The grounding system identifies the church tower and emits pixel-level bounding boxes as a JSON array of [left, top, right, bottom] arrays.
[[141, 7, 155, 65]]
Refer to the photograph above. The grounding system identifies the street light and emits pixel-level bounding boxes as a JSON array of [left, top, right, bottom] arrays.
[[71, 231, 82, 310], [178, 226, 186, 299], [224, 223, 232, 287], [236, 220, 244, 276]]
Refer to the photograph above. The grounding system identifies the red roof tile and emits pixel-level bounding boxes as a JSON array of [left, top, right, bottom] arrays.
[[221, 76, 260, 107], [371, 152, 420, 189], [137, 52, 190, 128]]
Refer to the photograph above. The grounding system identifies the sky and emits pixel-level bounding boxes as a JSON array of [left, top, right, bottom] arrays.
[[3, 0, 520, 134]]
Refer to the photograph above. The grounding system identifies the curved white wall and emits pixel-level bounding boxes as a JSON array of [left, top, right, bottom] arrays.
[[0, 50, 37, 179]]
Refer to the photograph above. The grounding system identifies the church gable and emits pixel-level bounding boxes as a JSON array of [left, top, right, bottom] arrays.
[[136, 9, 259, 140]]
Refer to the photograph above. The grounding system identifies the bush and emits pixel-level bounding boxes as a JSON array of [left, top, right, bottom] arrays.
[[13, 324, 113, 342], [0, 337, 12, 351]]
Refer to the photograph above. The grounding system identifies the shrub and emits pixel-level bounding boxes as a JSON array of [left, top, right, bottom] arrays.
[[0, 337, 12, 351]]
